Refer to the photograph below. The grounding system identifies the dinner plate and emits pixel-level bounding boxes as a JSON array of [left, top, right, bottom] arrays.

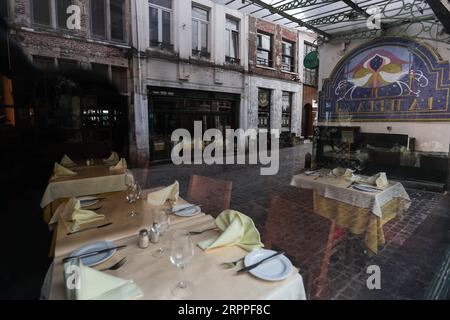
[[69, 241, 116, 267], [77, 196, 100, 208], [304, 170, 318, 176], [352, 184, 381, 193], [171, 204, 201, 217], [244, 249, 293, 281]]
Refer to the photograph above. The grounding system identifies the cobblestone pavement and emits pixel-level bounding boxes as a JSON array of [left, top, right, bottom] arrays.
[[131, 143, 449, 300]]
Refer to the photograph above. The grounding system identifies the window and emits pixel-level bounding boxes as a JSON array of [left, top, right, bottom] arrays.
[[258, 88, 271, 129], [111, 66, 128, 93], [91, 63, 109, 80], [304, 42, 318, 87], [33, 56, 55, 71], [257, 32, 272, 67], [110, 0, 125, 41], [58, 58, 79, 71], [192, 5, 209, 57], [225, 17, 239, 63], [91, 0, 107, 37], [282, 40, 295, 72], [282, 92, 292, 131], [56, 0, 73, 29], [149, 0, 172, 49], [32, 0, 51, 26], [1, 0, 8, 18], [90, 0, 126, 42]]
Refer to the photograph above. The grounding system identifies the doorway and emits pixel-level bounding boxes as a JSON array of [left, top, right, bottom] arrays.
[[302, 103, 313, 138]]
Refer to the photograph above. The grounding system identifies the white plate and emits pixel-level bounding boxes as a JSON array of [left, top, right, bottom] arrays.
[[244, 249, 293, 281], [68, 241, 116, 267], [304, 170, 318, 176], [172, 204, 201, 217], [77, 196, 100, 208]]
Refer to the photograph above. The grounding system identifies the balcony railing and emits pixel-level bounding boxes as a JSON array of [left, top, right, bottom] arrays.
[[150, 41, 175, 51], [225, 56, 240, 65], [192, 49, 211, 59]]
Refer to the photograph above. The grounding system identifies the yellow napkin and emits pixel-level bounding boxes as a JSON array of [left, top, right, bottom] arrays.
[[198, 210, 263, 252], [52, 163, 77, 179], [60, 154, 76, 167], [64, 197, 105, 232], [365, 172, 389, 188], [64, 259, 143, 300], [146, 181, 179, 206], [109, 158, 127, 171], [104, 151, 120, 162]]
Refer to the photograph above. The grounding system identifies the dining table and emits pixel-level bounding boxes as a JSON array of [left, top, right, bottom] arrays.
[[41, 160, 132, 224], [46, 188, 307, 300], [290, 170, 411, 254]]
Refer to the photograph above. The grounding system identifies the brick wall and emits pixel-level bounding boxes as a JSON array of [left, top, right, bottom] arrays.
[[248, 16, 299, 82]]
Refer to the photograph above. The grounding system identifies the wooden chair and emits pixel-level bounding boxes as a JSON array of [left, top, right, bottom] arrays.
[[186, 174, 233, 218], [264, 193, 343, 299]]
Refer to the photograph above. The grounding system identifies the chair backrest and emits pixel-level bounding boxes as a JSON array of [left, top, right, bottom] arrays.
[[187, 174, 232, 218], [264, 194, 337, 299]]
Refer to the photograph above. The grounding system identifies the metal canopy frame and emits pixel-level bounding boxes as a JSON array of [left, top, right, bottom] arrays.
[[218, 0, 449, 42]]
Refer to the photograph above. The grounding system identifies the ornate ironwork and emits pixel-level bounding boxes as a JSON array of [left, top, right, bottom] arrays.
[[275, 0, 338, 11]]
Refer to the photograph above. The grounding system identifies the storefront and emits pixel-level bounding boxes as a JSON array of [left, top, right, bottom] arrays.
[[148, 87, 240, 161]]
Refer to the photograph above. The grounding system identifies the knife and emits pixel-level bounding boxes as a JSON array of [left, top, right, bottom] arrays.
[[172, 204, 201, 213], [66, 222, 113, 235], [62, 245, 127, 263], [236, 251, 285, 273]]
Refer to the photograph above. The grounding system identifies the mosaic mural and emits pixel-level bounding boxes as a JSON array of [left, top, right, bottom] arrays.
[[319, 37, 450, 121]]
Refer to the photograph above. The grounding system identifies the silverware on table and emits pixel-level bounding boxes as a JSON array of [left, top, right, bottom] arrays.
[[100, 257, 127, 271], [188, 227, 219, 235], [236, 251, 285, 273], [66, 222, 113, 235], [221, 257, 245, 269], [62, 244, 127, 263], [171, 204, 202, 213]]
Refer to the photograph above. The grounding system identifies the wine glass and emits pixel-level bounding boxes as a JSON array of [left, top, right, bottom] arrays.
[[126, 183, 140, 217], [152, 209, 170, 258], [170, 230, 195, 298]]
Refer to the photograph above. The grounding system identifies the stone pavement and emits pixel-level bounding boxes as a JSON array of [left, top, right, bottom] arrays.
[[131, 144, 450, 300]]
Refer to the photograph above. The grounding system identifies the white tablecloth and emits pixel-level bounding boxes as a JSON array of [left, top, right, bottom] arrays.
[[290, 173, 411, 217]]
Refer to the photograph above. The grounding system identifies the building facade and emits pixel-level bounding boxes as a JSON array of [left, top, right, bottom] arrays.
[[2, 0, 132, 162], [131, 0, 310, 164]]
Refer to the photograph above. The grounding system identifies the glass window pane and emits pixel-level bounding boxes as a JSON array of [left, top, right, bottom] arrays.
[[91, 63, 109, 80], [201, 22, 208, 52], [0, 0, 7, 18], [58, 59, 78, 71], [231, 31, 238, 58], [192, 20, 198, 50], [112, 66, 127, 93], [149, 0, 171, 9], [91, 0, 106, 37], [32, 0, 51, 25], [258, 33, 271, 50], [33, 56, 54, 71], [57, 0, 72, 29], [225, 30, 230, 56], [192, 6, 208, 21], [162, 11, 171, 43], [149, 7, 159, 42], [226, 18, 238, 31], [110, 0, 125, 41]]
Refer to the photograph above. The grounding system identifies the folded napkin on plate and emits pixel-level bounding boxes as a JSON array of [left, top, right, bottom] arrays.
[[198, 210, 263, 252], [52, 163, 77, 179], [60, 154, 76, 167], [329, 167, 353, 178], [364, 172, 389, 188], [64, 259, 143, 300], [104, 151, 120, 162], [147, 181, 179, 206], [109, 158, 127, 171], [63, 197, 105, 232]]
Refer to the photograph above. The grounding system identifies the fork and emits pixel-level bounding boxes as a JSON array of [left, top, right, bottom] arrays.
[[100, 257, 127, 271], [221, 257, 245, 269]]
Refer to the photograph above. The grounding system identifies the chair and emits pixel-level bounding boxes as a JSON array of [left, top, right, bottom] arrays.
[[186, 175, 232, 218], [264, 193, 343, 299]]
